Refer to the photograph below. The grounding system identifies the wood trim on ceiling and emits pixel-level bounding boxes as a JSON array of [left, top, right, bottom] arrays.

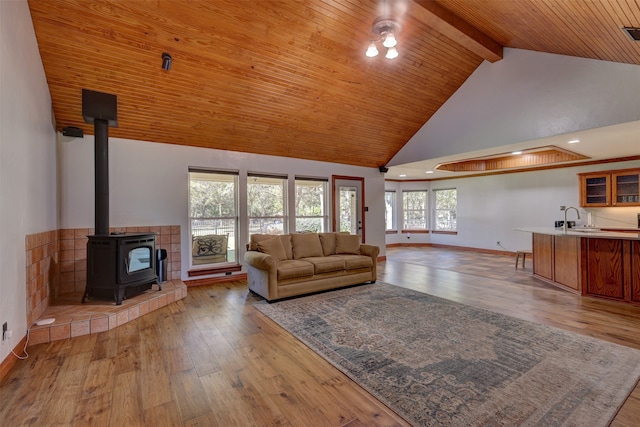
[[386, 155, 640, 183], [436, 145, 589, 172]]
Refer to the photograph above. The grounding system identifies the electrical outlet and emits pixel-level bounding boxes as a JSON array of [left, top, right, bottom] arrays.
[[2, 322, 6, 341]]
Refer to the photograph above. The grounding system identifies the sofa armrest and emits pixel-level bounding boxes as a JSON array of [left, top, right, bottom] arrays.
[[359, 244, 379, 282], [359, 244, 380, 259], [245, 250, 279, 300], [244, 250, 277, 271]]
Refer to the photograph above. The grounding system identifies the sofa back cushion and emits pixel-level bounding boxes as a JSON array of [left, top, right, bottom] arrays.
[[335, 233, 361, 255], [250, 234, 292, 259], [257, 237, 288, 261], [291, 233, 324, 259], [319, 233, 337, 256]]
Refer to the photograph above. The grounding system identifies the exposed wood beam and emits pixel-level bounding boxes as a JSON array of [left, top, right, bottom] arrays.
[[413, 0, 503, 63]]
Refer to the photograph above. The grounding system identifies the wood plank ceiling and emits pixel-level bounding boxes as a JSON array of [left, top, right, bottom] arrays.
[[28, 0, 640, 168]]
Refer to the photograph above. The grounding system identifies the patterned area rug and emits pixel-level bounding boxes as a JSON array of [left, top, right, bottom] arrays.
[[254, 283, 640, 426]]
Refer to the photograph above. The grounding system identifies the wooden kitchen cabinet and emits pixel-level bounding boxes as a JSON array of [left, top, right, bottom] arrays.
[[612, 170, 640, 206], [553, 235, 581, 291], [631, 240, 640, 303], [579, 168, 640, 207], [532, 233, 553, 281], [531, 233, 640, 304], [532, 233, 581, 293], [584, 238, 625, 300]]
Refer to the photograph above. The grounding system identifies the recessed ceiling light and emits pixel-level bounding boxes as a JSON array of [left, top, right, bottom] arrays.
[[568, 139, 580, 144], [512, 151, 522, 155], [426, 170, 434, 174], [399, 174, 406, 177]]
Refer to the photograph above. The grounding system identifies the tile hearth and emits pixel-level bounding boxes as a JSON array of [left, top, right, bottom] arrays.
[[28, 280, 187, 346]]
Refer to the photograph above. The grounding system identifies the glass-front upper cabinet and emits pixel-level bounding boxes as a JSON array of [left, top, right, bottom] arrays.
[[579, 173, 610, 207], [579, 168, 640, 207], [612, 171, 640, 206]]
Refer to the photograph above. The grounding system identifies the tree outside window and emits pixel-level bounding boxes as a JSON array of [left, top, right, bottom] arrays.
[[247, 174, 287, 235], [385, 190, 396, 230], [403, 190, 428, 230], [434, 188, 457, 231], [295, 179, 328, 232]]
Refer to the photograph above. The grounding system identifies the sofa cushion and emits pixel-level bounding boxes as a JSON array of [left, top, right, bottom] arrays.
[[333, 254, 372, 270], [335, 233, 361, 255], [319, 233, 337, 256], [257, 237, 287, 261], [250, 234, 292, 259], [280, 234, 293, 260], [277, 260, 314, 280], [302, 256, 345, 274], [291, 233, 324, 259]]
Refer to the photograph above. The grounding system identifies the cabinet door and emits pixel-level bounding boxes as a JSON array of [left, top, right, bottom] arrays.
[[612, 171, 640, 206], [585, 238, 625, 300], [533, 233, 553, 280], [632, 240, 640, 303], [553, 235, 580, 291], [580, 174, 610, 207]]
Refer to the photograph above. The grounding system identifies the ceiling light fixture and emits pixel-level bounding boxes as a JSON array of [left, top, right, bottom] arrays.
[[161, 52, 172, 71], [512, 151, 522, 155], [366, 17, 400, 59], [568, 139, 580, 144]]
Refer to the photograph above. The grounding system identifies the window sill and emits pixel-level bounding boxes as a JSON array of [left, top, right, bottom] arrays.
[[432, 230, 458, 235], [188, 264, 242, 277], [401, 229, 430, 234], [386, 230, 398, 234]]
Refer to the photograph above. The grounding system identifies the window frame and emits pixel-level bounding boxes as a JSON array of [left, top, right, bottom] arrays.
[[294, 177, 329, 233], [247, 172, 288, 236], [433, 188, 458, 234], [402, 190, 429, 232], [385, 190, 397, 232], [188, 169, 240, 271]]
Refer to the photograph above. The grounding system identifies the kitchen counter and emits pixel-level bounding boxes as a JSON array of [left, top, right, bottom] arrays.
[[516, 228, 640, 305], [515, 226, 640, 240]]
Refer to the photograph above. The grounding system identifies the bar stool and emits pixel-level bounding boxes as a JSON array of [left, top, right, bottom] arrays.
[[515, 250, 532, 269]]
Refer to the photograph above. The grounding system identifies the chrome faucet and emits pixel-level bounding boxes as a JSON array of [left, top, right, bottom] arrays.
[[564, 206, 581, 232]]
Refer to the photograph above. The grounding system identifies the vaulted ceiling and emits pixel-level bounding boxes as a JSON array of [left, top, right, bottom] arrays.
[[28, 0, 640, 169]]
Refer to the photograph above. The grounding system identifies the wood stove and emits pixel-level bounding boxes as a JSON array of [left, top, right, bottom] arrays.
[[84, 233, 159, 305], [81, 89, 160, 305]]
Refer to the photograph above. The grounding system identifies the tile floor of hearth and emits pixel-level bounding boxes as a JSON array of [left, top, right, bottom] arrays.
[[28, 280, 187, 346]]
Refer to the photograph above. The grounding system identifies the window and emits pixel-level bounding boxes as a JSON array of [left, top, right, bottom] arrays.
[[385, 190, 396, 230], [247, 173, 287, 235], [403, 190, 428, 230], [434, 188, 457, 231], [295, 178, 328, 232], [189, 170, 238, 267]]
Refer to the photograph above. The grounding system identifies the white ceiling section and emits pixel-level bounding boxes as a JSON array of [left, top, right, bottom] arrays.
[[388, 48, 640, 179]]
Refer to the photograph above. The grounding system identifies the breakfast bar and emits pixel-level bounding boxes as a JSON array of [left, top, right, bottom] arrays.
[[515, 227, 640, 304]]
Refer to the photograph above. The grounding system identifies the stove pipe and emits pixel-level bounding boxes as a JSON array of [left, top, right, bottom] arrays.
[[94, 119, 109, 235], [82, 89, 118, 236]]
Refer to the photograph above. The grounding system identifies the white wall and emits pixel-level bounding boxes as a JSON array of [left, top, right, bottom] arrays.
[[390, 48, 640, 165], [386, 159, 640, 251], [58, 135, 387, 278], [0, 1, 57, 362]]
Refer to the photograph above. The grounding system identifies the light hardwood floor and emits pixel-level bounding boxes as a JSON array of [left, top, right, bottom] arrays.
[[1, 246, 639, 426]]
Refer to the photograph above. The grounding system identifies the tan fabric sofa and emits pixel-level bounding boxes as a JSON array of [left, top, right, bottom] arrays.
[[245, 232, 379, 302]]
